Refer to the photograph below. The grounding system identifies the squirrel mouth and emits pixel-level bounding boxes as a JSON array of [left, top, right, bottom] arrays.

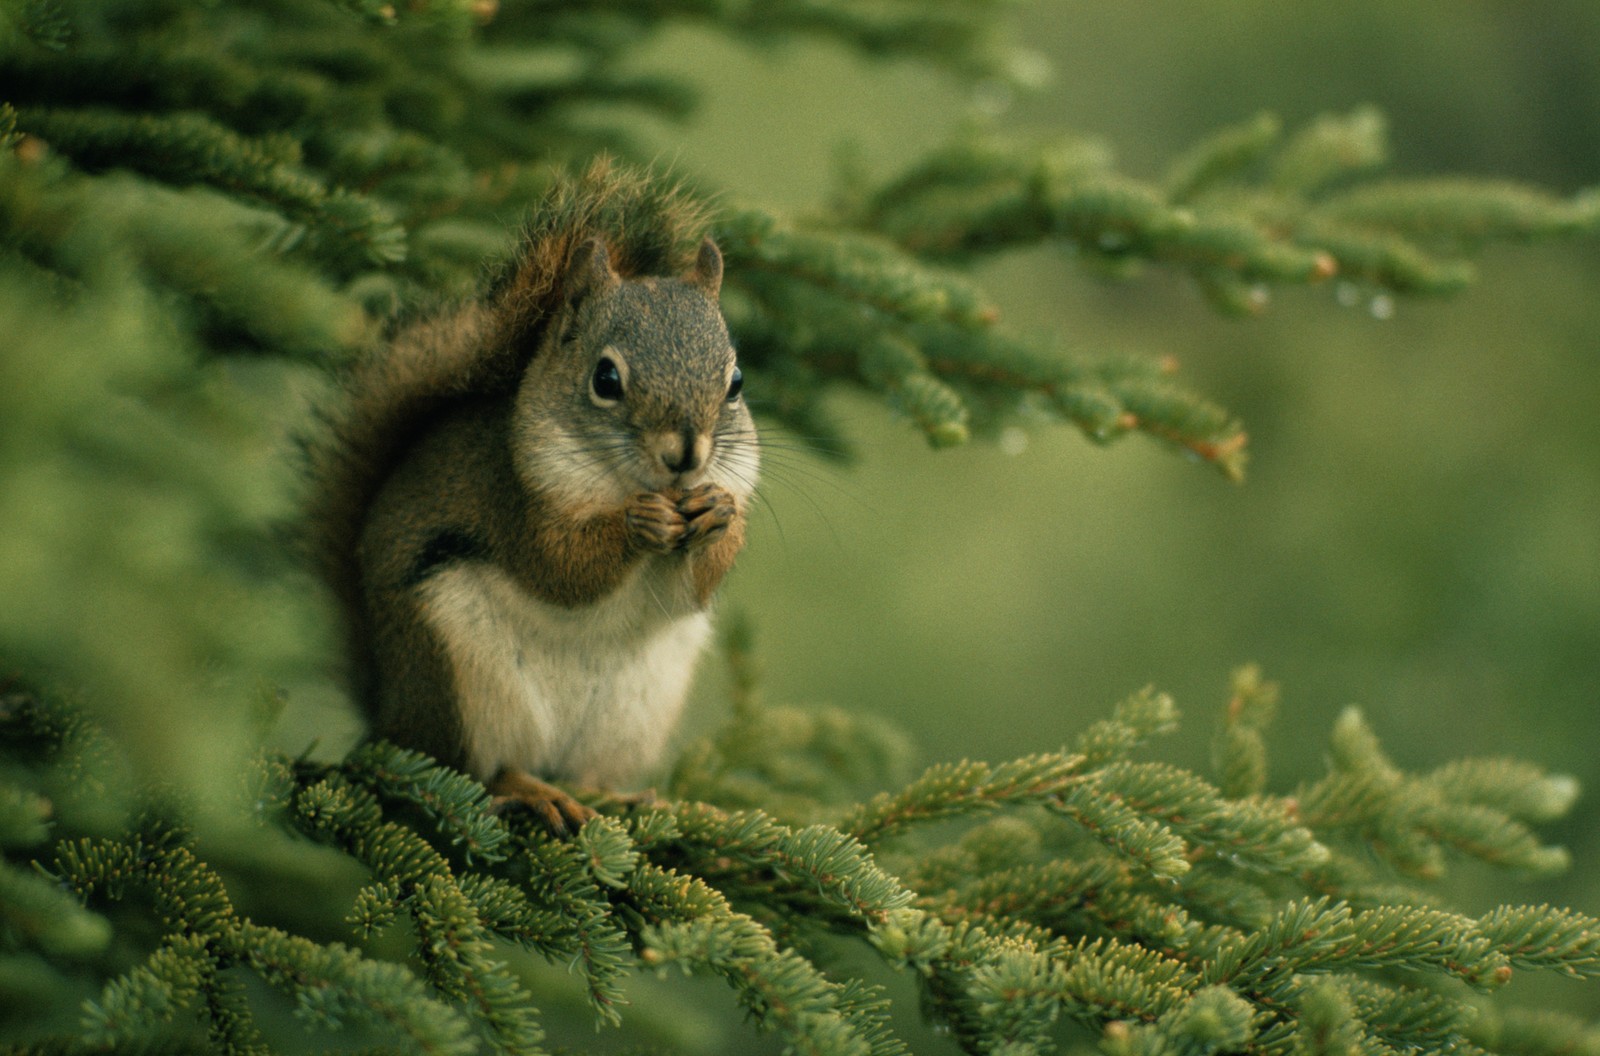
[[649, 467, 706, 493]]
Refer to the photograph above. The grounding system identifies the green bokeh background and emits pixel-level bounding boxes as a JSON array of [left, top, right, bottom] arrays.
[[607, 0, 1600, 962], [134, 0, 1594, 1035], [6, 0, 1598, 1045]]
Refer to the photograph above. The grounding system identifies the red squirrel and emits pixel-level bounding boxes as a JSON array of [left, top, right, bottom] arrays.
[[306, 162, 758, 832]]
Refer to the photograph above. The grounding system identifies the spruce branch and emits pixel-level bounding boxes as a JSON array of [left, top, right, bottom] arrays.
[[666, 618, 933, 822], [841, 753, 1088, 846], [1106, 984, 1259, 1056], [630, 861, 904, 1056], [342, 741, 511, 865], [1165, 111, 1283, 203], [1296, 707, 1572, 879], [1478, 905, 1600, 977], [234, 920, 477, 1056], [1072, 687, 1182, 768], [853, 108, 1599, 316], [858, 136, 1338, 280], [929, 855, 1211, 955], [1286, 980, 1364, 1056], [13, 107, 407, 270], [1050, 935, 1202, 1030], [1208, 895, 1517, 996], [668, 698, 915, 821], [1267, 107, 1390, 196], [0, 783, 111, 962], [0, 155, 368, 358], [492, 0, 1018, 79], [278, 771, 553, 1051], [1340, 978, 1475, 1056], [1052, 779, 1194, 881], [911, 907, 1253, 1055], [640, 801, 914, 924], [1312, 178, 1600, 244], [8, 682, 1600, 1053], [1084, 761, 1327, 874], [720, 202, 1252, 473], [1, 0, 71, 51], [1424, 759, 1580, 825], [911, 327, 1249, 478], [1212, 664, 1280, 800], [507, 818, 635, 1021], [5, 0, 1600, 1052], [42, 833, 475, 1054], [896, 815, 1046, 896]]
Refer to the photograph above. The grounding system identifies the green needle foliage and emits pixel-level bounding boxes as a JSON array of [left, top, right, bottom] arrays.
[[7, 667, 1600, 1055], [2, 0, 1599, 1052]]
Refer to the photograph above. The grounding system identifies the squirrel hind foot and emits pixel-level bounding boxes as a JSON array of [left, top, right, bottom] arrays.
[[488, 767, 597, 837]]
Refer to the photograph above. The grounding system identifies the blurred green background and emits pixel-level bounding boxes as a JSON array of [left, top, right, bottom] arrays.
[[595, 0, 1600, 954], [238, 0, 1600, 1029], [3, 0, 1594, 1044]]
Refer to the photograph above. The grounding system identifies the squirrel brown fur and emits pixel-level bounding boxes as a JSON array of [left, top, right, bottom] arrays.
[[304, 160, 758, 831]]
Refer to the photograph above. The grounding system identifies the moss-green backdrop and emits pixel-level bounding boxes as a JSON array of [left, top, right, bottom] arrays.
[[579, 2, 1600, 998]]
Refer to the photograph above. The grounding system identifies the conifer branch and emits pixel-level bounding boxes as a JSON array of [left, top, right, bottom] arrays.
[[639, 801, 913, 925], [233, 920, 478, 1056], [1164, 112, 1283, 203], [1084, 761, 1328, 874], [1296, 708, 1572, 879], [1478, 905, 1600, 977], [5, 0, 1600, 1051], [1072, 687, 1183, 767], [0, 156, 368, 357], [506, 827, 635, 1023], [7, 681, 1600, 1053], [290, 775, 552, 1050], [629, 860, 904, 1056], [342, 741, 512, 864], [1212, 664, 1279, 799], [668, 693, 916, 822], [1213, 898, 1512, 992], [13, 107, 406, 270], [42, 833, 476, 1053], [1313, 179, 1600, 244], [841, 753, 1088, 846], [1341, 978, 1476, 1056], [0, 778, 109, 964], [853, 108, 1599, 318]]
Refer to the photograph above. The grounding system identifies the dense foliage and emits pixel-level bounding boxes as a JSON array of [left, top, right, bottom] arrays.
[[2, 0, 1598, 1052]]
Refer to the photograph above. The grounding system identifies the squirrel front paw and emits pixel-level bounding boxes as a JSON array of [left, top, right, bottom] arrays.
[[675, 483, 736, 551], [626, 491, 686, 553]]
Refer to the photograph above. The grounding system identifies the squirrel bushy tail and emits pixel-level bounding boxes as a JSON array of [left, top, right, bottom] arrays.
[[303, 158, 713, 704]]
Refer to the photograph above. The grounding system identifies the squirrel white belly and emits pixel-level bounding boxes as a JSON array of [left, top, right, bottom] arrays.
[[307, 161, 758, 832], [416, 533, 715, 787]]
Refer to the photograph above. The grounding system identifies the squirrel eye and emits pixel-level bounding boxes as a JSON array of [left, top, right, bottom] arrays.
[[726, 365, 743, 402], [591, 357, 624, 402]]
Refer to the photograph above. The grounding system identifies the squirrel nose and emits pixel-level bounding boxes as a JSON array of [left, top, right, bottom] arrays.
[[655, 429, 706, 475]]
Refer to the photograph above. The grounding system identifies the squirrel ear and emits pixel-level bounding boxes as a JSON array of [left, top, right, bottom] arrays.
[[566, 238, 621, 300], [687, 237, 723, 298]]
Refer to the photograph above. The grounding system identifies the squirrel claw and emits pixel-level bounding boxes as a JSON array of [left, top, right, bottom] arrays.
[[598, 786, 657, 811], [675, 484, 735, 551], [625, 491, 685, 553], [488, 768, 597, 838]]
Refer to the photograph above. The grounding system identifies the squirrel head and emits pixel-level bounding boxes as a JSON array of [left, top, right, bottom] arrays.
[[511, 237, 759, 511]]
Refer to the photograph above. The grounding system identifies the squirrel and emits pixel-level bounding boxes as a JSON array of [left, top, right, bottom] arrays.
[[304, 161, 759, 833]]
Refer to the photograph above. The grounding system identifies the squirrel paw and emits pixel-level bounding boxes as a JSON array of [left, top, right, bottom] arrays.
[[625, 491, 686, 553], [598, 786, 657, 811], [675, 483, 736, 551], [488, 768, 596, 838]]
